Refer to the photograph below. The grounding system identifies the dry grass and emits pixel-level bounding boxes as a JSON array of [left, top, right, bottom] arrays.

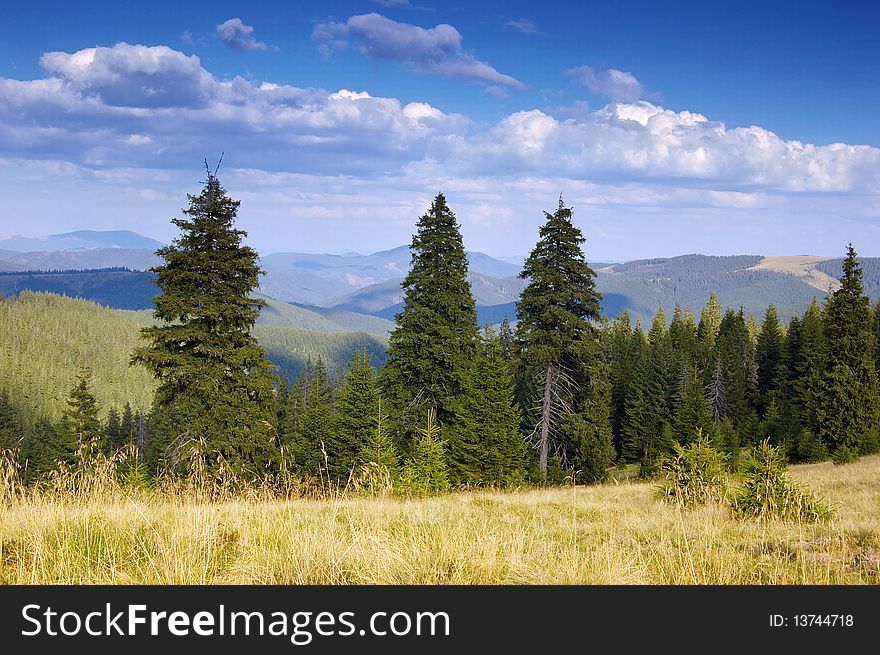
[[1, 455, 878, 585], [749, 255, 840, 293]]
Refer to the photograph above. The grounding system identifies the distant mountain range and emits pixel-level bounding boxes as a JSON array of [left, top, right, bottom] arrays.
[[0, 230, 164, 252], [2, 230, 878, 330]]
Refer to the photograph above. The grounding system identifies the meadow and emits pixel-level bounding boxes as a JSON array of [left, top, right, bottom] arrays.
[[1, 454, 878, 585]]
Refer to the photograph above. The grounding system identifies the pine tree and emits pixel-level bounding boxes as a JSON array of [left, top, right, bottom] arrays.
[[755, 304, 784, 417], [54, 372, 102, 465], [670, 304, 698, 375], [499, 315, 515, 361], [874, 299, 880, 378], [714, 309, 758, 434], [673, 365, 716, 445], [105, 407, 122, 453], [0, 392, 22, 452], [445, 327, 527, 486], [357, 398, 398, 473], [515, 197, 602, 478], [563, 348, 615, 484], [817, 245, 880, 461], [285, 359, 334, 476], [132, 166, 278, 480], [708, 356, 728, 423], [603, 311, 640, 456], [120, 403, 135, 446], [329, 348, 380, 482], [697, 292, 722, 354], [402, 409, 450, 495], [380, 193, 478, 449]]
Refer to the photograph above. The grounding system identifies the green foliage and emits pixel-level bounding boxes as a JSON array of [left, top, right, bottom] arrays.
[[132, 171, 278, 481], [353, 399, 399, 496], [515, 198, 602, 477], [562, 355, 615, 484], [329, 349, 381, 481], [657, 433, 727, 507], [815, 246, 880, 461], [0, 292, 155, 429], [381, 194, 478, 447], [732, 440, 832, 523], [445, 327, 527, 486], [283, 359, 334, 476], [401, 410, 450, 496], [53, 372, 103, 467], [672, 364, 716, 446], [755, 304, 784, 416]]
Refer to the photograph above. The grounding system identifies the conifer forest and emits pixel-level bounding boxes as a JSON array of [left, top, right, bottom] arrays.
[[1, 172, 879, 585]]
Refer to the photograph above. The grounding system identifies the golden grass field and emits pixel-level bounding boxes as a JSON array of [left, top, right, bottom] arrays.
[[1, 455, 878, 585]]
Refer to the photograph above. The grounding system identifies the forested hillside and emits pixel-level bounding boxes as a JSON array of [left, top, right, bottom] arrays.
[[0, 292, 388, 432], [0, 291, 156, 429]]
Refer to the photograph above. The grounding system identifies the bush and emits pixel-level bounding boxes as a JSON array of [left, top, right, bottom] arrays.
[[731, 439, 832, 523], [657, 432, 727, 507]]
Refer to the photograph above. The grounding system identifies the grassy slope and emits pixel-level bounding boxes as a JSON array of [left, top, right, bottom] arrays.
[[1, 455, 877, 584]]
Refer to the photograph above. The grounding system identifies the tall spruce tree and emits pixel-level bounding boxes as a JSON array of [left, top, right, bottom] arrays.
[[816, 245, 879, 461], [672, 365, 715, 444], [132, 167, 278, 480], [380, 194, 478, 450], [445, 326, 527, 486], [53, 372, 102, 466], [284, 359, 334, 476], [329, 348, 381, 482], [755, 304, 784, 417], [697, 292, 722, 355], [515, 198, 602, 478]]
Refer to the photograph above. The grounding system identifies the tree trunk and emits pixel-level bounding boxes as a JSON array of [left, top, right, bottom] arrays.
[[540, 362, 553, 479]]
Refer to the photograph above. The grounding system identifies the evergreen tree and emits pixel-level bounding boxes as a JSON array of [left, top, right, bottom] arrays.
[[402, 409, 450, 495], [817, 245, 880, 461], [875, 299, 880, 377], [604, 311, 640, 456], [708, 356, 728, 423], [0, 392, 22, 452], [499, 315, 515, 361], [697, 292, 722, 354], [357, 398, 399, 474], [54, 372, 102, 465], [132, 167, 278, 480], [515, 197, 602, 478], [755, 305, 784, 417], [673, 365, 715, 445], [120, 403, 135, 446], [284, 359, 334, 476], [714, 309, 758, 434], [105, 407, 122, 453], [380, 194, 478, 449], [563, 349, 615, 483], [329, 348, 380, 482], [445, 327, 527, 486], [670, 304, 698, 375]]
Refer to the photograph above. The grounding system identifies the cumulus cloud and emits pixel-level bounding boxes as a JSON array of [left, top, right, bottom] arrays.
[[568, 66, 646, 102], [216, 18, 270, 53], [1, 43, 879, 199], [505, 19, 541, 35], [0, 43, 470, 174], [313, 13, 524, 88], [39, 43, 214, 107]]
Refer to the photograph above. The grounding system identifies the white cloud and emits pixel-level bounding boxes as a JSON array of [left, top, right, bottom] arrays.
[[314, 13, 524, 88], [39, 43, 214, 108], [216, 18, 271, 53], [1, 42, 879, 203], [568, 66, 646, 102], [505, 19, 541, 36]]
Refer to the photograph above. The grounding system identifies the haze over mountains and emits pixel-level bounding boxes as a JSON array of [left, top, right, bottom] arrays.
[[1, 231, 878, 332]]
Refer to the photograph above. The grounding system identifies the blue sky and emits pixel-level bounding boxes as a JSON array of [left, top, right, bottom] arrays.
[[0, 0, 877, 259]]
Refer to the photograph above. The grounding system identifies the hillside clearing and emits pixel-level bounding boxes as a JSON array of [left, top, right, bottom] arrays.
[[750, 256, 841, 293]]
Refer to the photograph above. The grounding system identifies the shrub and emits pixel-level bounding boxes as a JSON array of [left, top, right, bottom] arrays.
[[657, 432, 727, 507], [731, 439, 832, 523]]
